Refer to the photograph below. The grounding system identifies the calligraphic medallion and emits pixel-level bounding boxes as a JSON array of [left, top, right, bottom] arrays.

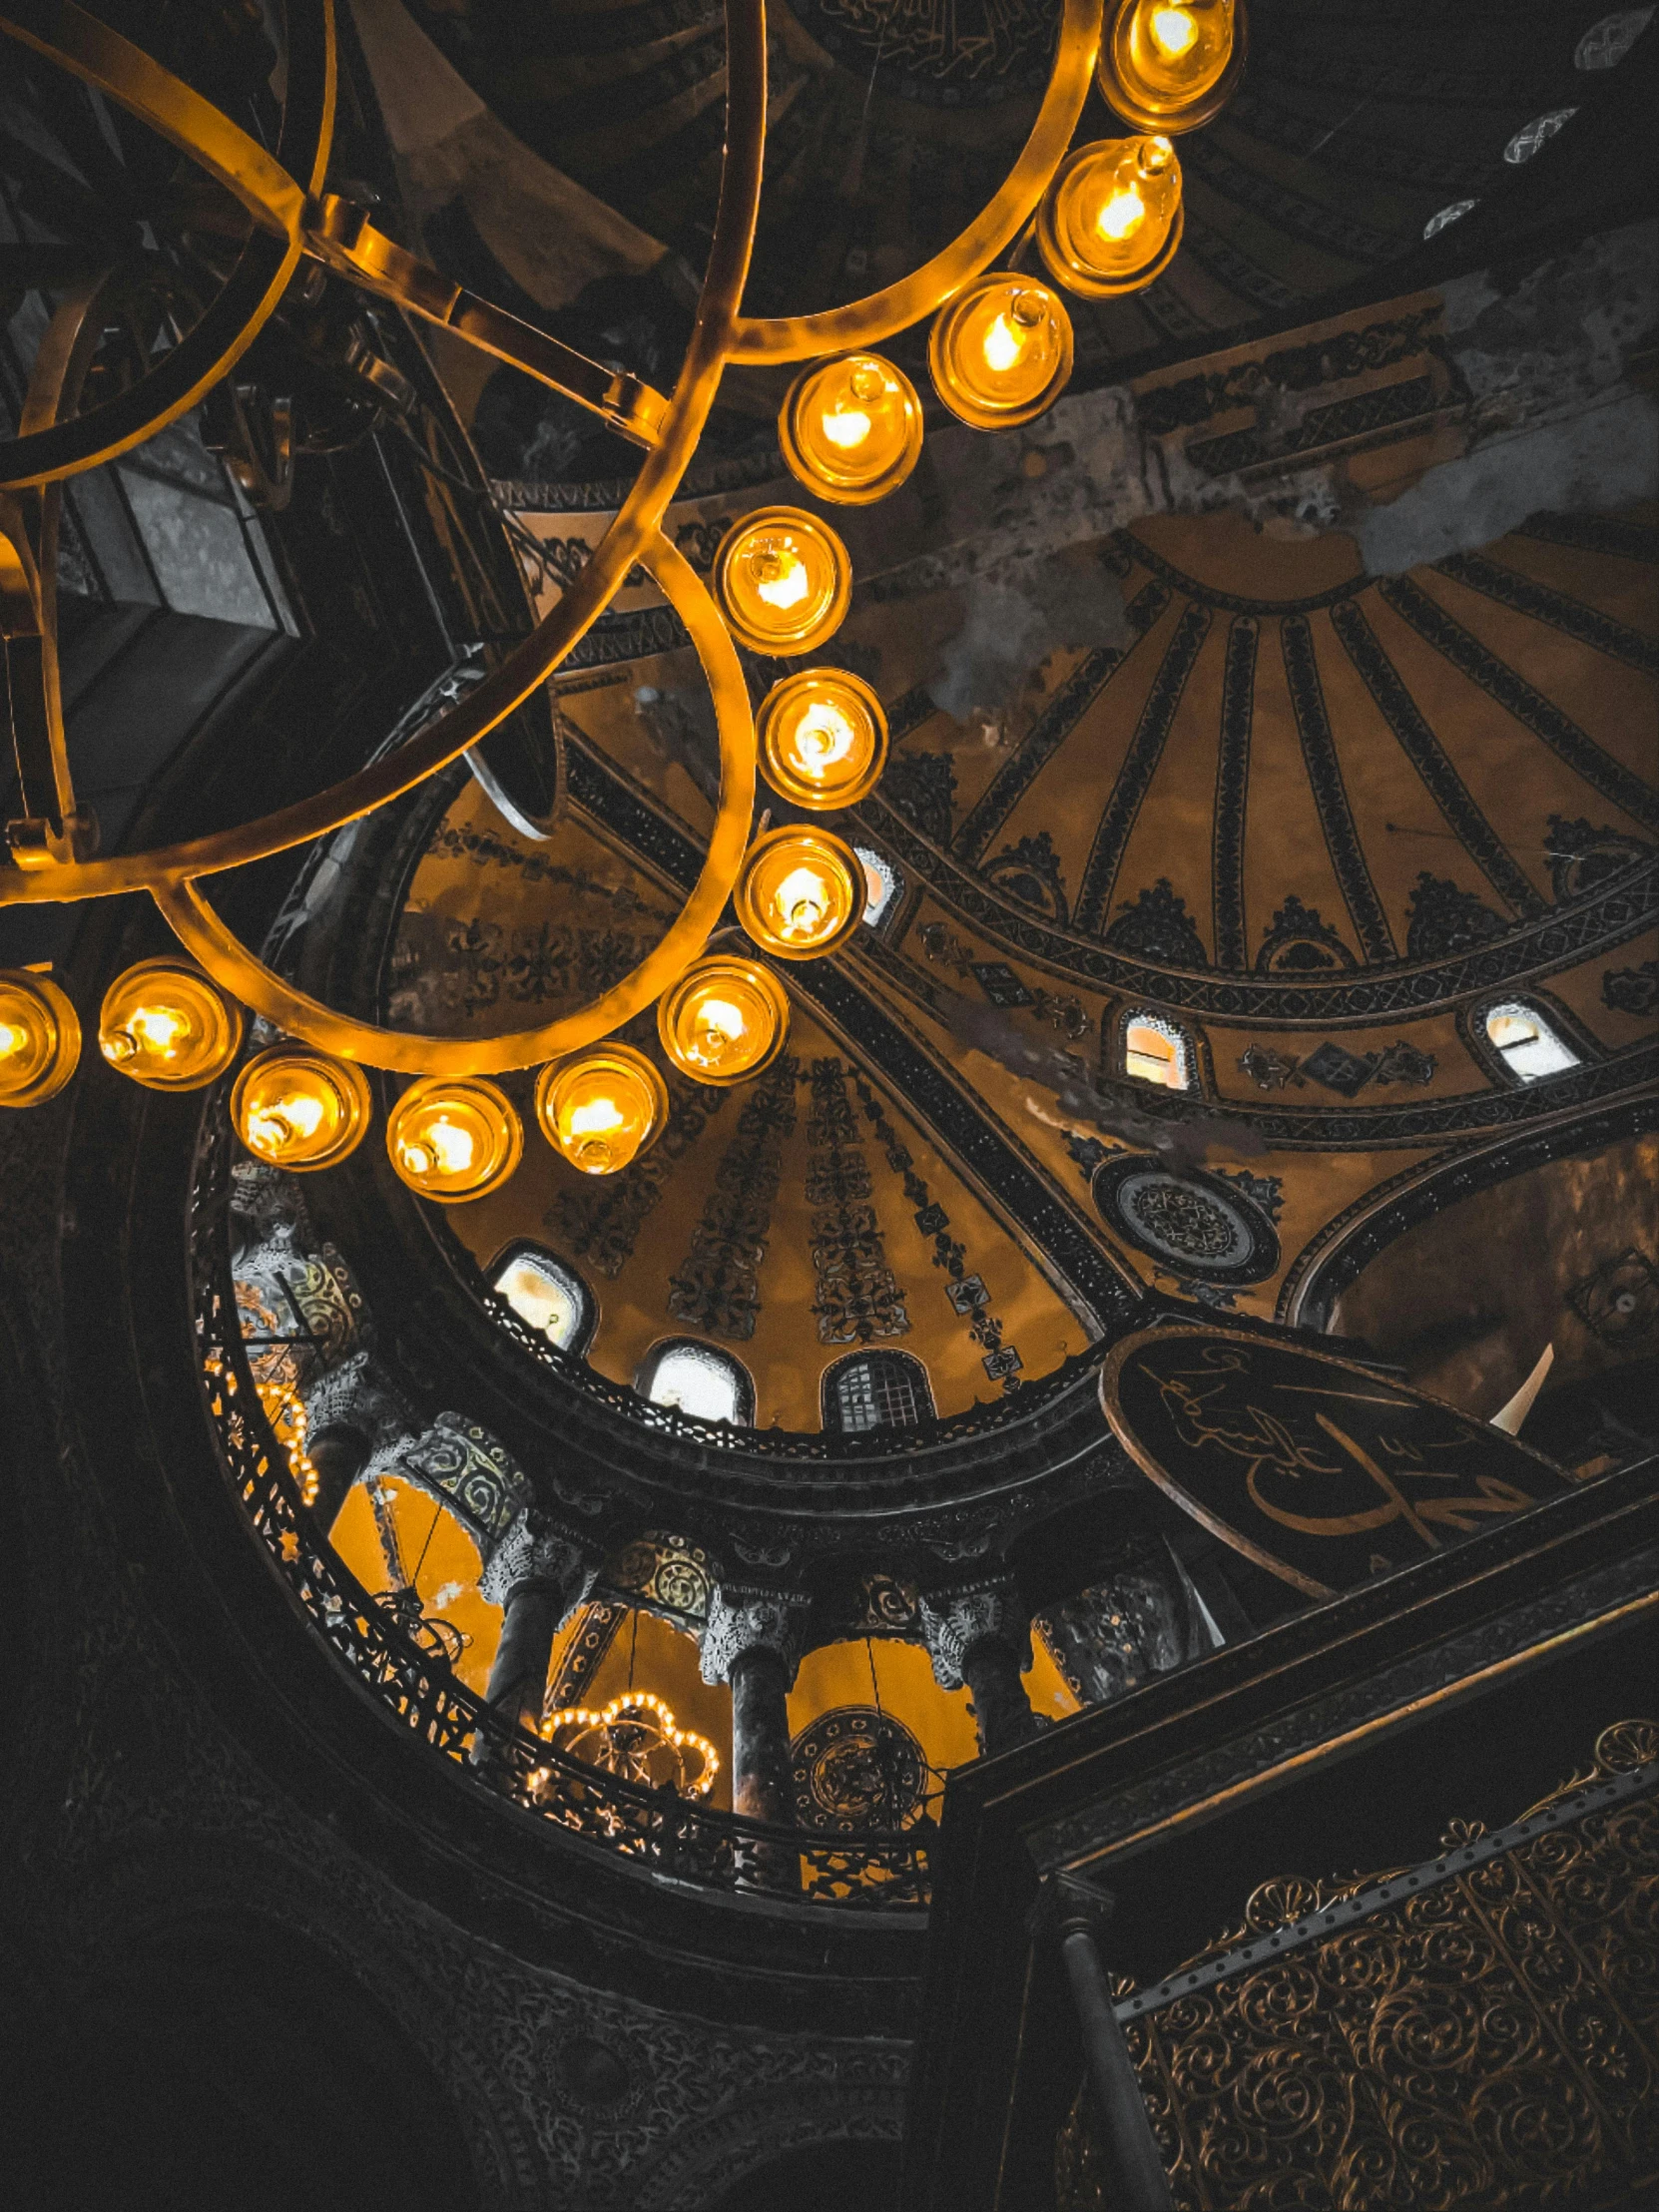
[[1099, 1326, 1574, 1598]]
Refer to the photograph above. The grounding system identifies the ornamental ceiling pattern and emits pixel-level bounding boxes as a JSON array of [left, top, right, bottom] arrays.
[[389, 500, 1655, 1427]]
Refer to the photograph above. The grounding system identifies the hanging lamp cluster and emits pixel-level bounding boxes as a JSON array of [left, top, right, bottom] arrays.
[[1, 0, 1242, 1192]]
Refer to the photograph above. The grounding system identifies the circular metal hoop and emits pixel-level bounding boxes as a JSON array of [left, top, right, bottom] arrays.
[[0, 0, 336, 488]]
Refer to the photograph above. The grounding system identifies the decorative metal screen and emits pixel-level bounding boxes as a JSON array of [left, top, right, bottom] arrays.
[[1058, 1721, 1659, 2211]]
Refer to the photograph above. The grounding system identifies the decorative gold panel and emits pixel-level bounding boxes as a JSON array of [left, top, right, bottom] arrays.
[[1058, 1723, 1659, 2211]]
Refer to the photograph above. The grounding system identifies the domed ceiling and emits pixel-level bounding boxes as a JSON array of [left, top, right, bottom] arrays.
[[386, 0, 1655, 441], [382, 499, 1656, 1430]]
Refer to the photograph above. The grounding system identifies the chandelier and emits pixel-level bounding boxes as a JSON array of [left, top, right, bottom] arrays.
[[0, 0, 1242, 1182], [537, 1691, 720, 1800]]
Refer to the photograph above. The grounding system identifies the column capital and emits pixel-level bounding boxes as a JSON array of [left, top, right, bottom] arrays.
[[302, 1351, 410, 1453], [919, 1578, 1031, 1691], [479, 1507, 599, 1622], [699, 1584, 813, 1690]]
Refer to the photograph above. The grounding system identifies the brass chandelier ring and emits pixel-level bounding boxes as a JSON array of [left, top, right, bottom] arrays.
[[726, 0, 1102, 365], [149, 532, 758, 1073], [0, 0, 335, 489], [1, 0, 1229, 1092]]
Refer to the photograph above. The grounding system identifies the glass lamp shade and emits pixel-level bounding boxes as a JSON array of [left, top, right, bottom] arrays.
[[927, 276, 1074, 431], [386, 1076, 522, 1202], [535, 1045, 669, 1177], [779, 353, 923, 504], [1037, 137, 1184, 297], [735, 827, 866, 959], [0, 968, 81, 1107], [714, 507, 852, 655], [657, 956, 790, 1086], [231, 1047, 372, 1170], [1099, 0, 1243, 133], [758, 668, 888, 810], [98, 959, 243, 1089]]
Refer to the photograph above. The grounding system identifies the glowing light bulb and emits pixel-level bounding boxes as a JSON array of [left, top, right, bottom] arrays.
[[1038, 137, 1185, 297], [386, 1077, 520, 1201], [98, 961, 243, 1089], [758, 668, 888, 810], [780, 353, 922, 504], [536, 1047, 668, 1177], [0, 970, 81, 1109], [1150, 4, 1198, 56], [232, 1047, 371, 1171], [716, 508, 852, 653], [1100, 0, 1242, 134], [754, 548, 810, 610], [929, 275, 1073, 430], [658, 957, 789, 1085], [736, 828, 865, 960]]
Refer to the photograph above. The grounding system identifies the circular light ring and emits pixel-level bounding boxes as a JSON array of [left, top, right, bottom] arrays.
[[1037, 139, 1185, 299], [758, 668, 889, 811], [535, 1045, 670, 1178], [231, 1046, 373, 1171], [1097, 0, 1246, 136], [736, 826, 867, 960], [927, 275, 1075, 432], [98, 958, 244, 1090], [779, 353, 924, 505], [714, 506, 852, 656], [0, 969, 81, 1107], [386, 1075, 522, 1203], [657, 956, 790, 1086]]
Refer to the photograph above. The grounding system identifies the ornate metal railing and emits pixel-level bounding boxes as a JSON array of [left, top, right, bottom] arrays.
[[476, 1273, 1107, 1463], [191, 1117, 930, 1912], [1058, 1720, 1659, 2209]]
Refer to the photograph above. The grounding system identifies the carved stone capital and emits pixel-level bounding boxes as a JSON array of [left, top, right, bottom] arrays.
[[699, 1584, 813, 1690], [302, 1352, 410, 1453], [479, 1506, 600, 1621], [919, 1579, 1031, 1691]]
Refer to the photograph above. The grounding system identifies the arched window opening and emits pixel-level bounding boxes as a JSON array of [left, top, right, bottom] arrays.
[[824, 1351, 936, 1433], [637, 1340, 755, 1426], [1123, 1012, 1191, 1090], [491, 1245, 592, 1354], [854, 843, 901, 924], [1483, 1002, 1580, 1083]]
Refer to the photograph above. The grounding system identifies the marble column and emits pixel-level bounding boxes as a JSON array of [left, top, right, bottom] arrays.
[[474, 1513, 599, 1750], [920, 1579, 1042, 1757], [700, 1586, 813, 1829]]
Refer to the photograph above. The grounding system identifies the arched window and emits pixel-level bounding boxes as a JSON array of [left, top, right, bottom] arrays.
[[491, 1245, 593, 1354], [636, 1340, 755, 1426], [854, 843, 901, 925], [1482, 1001, 1580, 1083], [824, 1351, 936, 1433], [1123, 1010, 1192, 1090]]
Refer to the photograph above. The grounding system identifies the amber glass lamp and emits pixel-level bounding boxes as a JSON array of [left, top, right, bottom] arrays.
[[780, 353, 923, 505], [1038, 137, 1184, 297], [386, 1076, 522, 1203], [657, 956, 789, 1086], [714, 507, 852, 655], [535, 1045, 669, 1176], [0, 968, 81, 1108], [231, 1046, 372, 1170], [98, 958, 243, 1089], [736, 826, 865, 959], [758, 668, 888, 811], [1099, 0, 1243, 134], [928, 276, 1074, 431]]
